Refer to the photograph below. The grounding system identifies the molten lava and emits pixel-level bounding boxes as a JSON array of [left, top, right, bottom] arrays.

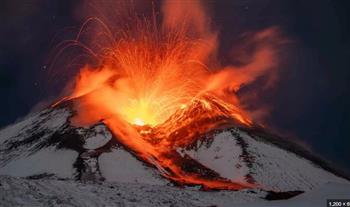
[[53, 0, 283, 190]]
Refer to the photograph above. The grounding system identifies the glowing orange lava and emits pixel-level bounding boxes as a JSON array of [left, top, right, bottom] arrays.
[[53, 0, 283, 190]]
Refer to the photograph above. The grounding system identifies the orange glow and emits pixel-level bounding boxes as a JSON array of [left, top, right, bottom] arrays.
[[54, 0, 283, 190]]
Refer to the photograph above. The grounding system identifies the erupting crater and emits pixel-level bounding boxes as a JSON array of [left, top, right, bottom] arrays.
[[50, 0, 284, 190]]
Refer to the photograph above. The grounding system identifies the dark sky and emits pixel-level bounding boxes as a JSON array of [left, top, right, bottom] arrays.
[[0, 0, 349, 171]]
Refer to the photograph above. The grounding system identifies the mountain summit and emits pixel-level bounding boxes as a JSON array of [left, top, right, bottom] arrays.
[[0, 99, 348, 205]]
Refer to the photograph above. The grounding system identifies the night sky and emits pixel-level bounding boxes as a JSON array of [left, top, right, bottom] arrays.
[[1, 0, 349, 171]]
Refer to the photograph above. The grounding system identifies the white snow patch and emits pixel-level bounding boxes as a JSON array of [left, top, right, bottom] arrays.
[[0, 147, 78, 178], [239, 131, 349, 191], [43, 109, 70, 130], [83, 125, 112, 150], [184, 131, 249, 181], [0, 108, 70, 144], [0, 112, 41, 144], [0, 175, 266, 207], [98, 148, 168, 185]]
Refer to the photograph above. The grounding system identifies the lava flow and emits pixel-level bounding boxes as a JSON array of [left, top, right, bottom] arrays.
[[53, 0, 283, 190]]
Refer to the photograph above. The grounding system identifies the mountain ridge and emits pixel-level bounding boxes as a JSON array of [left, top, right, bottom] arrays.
[[0, 99, 348, 197]]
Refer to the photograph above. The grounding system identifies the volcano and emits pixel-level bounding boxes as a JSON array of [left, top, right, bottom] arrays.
[[0, 98, 349, 206], [1, 1, 350, 205]]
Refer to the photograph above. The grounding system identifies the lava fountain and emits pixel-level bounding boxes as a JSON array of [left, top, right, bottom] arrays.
[[52, 0, 284, 190]]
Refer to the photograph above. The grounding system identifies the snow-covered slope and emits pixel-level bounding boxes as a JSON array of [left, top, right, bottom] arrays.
[[0, 175, 349, 207], [0, 104, 167, 184], [0, 107, 78, 179], [181, 129, 347, 191], [0, 102, 349, 206], [0, 175, 265, 207]]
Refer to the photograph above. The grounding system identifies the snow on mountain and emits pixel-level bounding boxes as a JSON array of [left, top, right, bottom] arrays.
[[0, 107, 78, 178], [181, 129, 348, 191], [81, 124, 112, 150], [0, 101, 349, 206], [0, 146, 77, 178], [0, 175, 349, 207], [98, 148, 168, 185], [0, 103, 169, 185], [0, 175, 266, 207], [181, 131, 249, 182], [239, 130, 346, 191]]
